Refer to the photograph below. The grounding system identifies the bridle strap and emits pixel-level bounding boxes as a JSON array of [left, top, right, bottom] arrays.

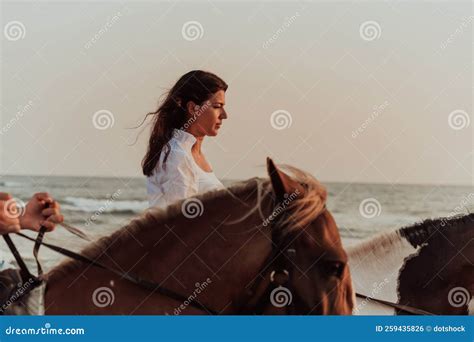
[[1, 233, 43, 311], [33, 227, 47, 277], [2, 234, 35, 282], [235, 203, 300, 314]]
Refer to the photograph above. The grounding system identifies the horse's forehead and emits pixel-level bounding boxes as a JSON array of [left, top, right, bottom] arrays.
[[296, 212, 346, 259], [309, 211, 340, 242]]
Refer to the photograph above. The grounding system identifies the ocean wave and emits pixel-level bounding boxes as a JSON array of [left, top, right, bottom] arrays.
[[338, 226, 375, 239], [62, 196, 148, 214], [0, 181, 24, 187]]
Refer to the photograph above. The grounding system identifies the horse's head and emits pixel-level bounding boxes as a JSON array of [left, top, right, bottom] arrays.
[[260, 158, 354, 314]]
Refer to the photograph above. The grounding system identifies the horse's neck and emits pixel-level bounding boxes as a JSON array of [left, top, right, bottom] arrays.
[[46, 185, 275, 314], [347, 231, 418, 315], [111, 186, 275, 312]]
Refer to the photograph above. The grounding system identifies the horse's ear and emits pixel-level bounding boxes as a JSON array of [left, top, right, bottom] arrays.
[[266, 157, 304, 203]]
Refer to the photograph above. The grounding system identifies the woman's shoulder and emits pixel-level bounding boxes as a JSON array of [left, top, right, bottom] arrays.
[[165, 140, 194, 164], [149, 142, 196, 178]]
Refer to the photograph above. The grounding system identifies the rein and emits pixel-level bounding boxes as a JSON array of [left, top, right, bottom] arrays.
[[355, 293, 434, 315], [14, 230, 218, 314], [3, 206, 434, 315]]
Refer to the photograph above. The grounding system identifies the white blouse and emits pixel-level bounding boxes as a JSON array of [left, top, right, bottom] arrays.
[[146, 129, 225, 208]]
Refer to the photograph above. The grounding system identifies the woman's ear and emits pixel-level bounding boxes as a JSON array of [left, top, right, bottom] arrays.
[[266, 157, 304, 203], [186, 101, 198, 116]]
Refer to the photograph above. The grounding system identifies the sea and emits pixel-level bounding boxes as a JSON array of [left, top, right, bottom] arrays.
[[0, 175, 473, 273]]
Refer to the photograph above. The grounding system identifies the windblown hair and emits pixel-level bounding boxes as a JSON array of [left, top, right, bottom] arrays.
[[141, 70, 228, 177]]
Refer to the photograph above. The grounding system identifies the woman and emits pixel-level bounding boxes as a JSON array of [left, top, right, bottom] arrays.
[[143, 70, 229, 208]]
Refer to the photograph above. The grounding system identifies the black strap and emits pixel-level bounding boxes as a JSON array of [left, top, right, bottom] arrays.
[[33, 227, 47, 277], [1, 234, 42, 312], [2, 234, 35, 282]]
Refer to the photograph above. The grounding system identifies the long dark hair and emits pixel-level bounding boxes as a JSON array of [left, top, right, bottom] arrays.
[[142, 70, 228, 177]]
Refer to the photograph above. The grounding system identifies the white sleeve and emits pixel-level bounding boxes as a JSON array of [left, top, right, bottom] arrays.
[[147, 150, 199, 208]]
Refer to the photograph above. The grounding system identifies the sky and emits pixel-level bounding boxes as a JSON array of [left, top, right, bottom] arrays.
[[1, 0, 472, 185]]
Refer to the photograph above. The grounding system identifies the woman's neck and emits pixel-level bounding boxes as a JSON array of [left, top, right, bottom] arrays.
[[192, 137, 203, 154], [186, 128, 205, 154]]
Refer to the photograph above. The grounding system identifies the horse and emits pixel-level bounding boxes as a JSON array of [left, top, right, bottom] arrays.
[[41, 158, 354, 315], [348, 213, 474, 315]]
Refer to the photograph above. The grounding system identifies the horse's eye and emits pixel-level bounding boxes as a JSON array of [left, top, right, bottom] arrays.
[[321, 261, 345, 278]]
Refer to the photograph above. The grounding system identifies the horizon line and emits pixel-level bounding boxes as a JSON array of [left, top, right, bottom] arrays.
[[1, 173, 472, 188]]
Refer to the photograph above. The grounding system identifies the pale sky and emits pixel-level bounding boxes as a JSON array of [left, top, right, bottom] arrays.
[[1, 0, 472, 185]]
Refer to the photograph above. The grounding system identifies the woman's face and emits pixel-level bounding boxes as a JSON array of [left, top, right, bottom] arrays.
[[187, 90, 227, 137]]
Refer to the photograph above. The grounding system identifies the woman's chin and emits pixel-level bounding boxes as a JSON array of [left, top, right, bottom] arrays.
[[209, 129, 220, 136]]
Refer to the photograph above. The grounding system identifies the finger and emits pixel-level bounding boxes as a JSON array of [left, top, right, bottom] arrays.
[[47, 200, 59, 209], [45, 214, 64, 224], [38, 199, 56, 210], [0, 193, 12, 201], [33, 192, 53, 203], [40, 220, 55, 232], [0, 220, 20, 234], [23, 222, 41, 232], [41, 207, 60, 217], [7, 223, 21, 233]]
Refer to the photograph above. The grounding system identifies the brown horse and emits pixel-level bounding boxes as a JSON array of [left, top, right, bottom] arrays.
[[43, 158, 354, 315], [397, 214, 474, 315], [349, 213, 474, 315]]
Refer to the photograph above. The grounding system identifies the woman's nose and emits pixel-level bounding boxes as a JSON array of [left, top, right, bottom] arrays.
[[221, 110, 228, 119]]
